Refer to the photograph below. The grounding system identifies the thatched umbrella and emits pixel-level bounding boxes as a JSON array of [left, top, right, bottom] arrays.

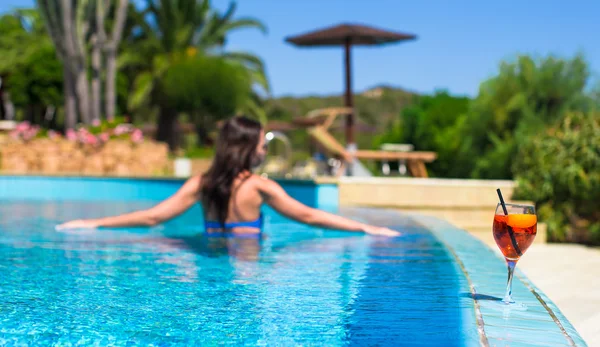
[[285, 23, 416, 147]]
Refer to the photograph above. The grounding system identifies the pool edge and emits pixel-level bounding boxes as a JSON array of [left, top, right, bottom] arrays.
[[0, 175, 339, 211]]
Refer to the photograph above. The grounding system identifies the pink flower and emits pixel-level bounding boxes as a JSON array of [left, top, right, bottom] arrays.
[[85, 133, 98, 145], [16, 121, 30, 132], [30, 125, 40, 136], [130, 129, 143, 143], [92, 119, 101, 127], [48, 130, 60, 139], [22, 127, 38, 141], [99, 132, 110, 142], [76, 128, 89, 142], [66, 129, 77, 141], [114, 124, 129, 136]]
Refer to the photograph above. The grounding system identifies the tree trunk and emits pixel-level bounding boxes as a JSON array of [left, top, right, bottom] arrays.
[[75, 67, 91, 125], [195, 112, 206, 146], [196, 126, 209, 147], [45, 105, 57, 130], [91, 35, 102, 123], [195, 113, 216, 146], [1, 91, 15, 121], [61, 0, 89, 125], [105, 47, 117, 121], [26, 105, 35, 124], [0, 77, 5, 120], [156, 107, 179, 152], [0, 75, 15, 120], [39, 0, 92, 126], [104, 0, 128, 122], [64, 68, 77, 129]]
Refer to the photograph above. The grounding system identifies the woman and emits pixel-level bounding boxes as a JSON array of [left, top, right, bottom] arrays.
[[56, 116, 399, 237]]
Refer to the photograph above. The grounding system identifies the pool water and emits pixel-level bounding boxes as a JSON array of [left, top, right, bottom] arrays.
[[0, 200, 469, 346]]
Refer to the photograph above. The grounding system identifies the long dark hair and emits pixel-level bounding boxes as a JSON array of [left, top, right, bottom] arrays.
[[201, 116, 263, 226]]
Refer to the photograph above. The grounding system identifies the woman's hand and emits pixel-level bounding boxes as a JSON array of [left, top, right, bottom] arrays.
[[361, 225, 401, 237], [55, 219, 99, 231]]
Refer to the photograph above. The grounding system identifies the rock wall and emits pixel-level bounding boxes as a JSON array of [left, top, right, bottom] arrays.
[[0, 138, 171, 177]]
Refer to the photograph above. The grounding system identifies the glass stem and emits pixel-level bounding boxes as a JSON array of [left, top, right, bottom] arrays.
[[503, 260, 516, 304]]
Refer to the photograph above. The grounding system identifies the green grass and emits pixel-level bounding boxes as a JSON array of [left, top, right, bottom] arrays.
[[184, 147, 215, 158]]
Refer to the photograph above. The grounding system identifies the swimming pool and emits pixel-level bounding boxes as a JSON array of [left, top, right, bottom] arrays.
[[0, 176, 587, 346]]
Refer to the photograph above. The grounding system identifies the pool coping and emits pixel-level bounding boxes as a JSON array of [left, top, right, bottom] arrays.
[[0, 173, 339, 185]]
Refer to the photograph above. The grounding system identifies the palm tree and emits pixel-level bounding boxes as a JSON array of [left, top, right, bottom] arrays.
[[122, 0, 269, 150], [161, 54, 254, 144], [89, 0, 129, 123]]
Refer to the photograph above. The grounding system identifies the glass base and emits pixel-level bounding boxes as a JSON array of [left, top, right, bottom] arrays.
[[485, 299, 528, 312]]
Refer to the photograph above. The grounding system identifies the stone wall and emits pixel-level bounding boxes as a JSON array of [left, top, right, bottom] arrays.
[[335, 176, 547, 244], [0, 138, 171, 177]]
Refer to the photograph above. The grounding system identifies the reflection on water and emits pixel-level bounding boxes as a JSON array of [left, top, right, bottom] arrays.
[[170, 234, 263, 261], [3, 231, 265, 284]]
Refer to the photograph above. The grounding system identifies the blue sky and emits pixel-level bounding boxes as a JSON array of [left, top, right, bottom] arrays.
[[3, 0, 599, 98]]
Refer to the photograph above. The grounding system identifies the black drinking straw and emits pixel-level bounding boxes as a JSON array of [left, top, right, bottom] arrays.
[[496, 188, 522, 256]]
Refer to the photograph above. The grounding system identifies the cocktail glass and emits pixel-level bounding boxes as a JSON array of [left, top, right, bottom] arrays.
[[493, 203, 537, 305]]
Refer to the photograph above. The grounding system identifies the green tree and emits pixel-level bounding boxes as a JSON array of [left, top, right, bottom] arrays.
[[122, 0, 268, 150], [373, 90, 470, 177], [0, 8, 62, 125], [0, 12, 23, 120], [513, 111, 600, 244], [459, 54, 590, 179], [9, 43, 63, 126], [0, 8, 51, 72], [161, 55, 252, 144]]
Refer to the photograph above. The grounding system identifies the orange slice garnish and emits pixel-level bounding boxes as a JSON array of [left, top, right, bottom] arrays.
[[507, 214, 537, 229]]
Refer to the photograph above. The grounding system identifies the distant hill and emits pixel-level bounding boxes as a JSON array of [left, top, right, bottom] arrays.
[[265, 86, 418, 128]]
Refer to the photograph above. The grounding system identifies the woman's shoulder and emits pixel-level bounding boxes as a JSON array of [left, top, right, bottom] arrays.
[[248, 174, 273, 185], [194, 173, 278, 192], [183, 175, 203, 192], [247, 174, 285, 195]]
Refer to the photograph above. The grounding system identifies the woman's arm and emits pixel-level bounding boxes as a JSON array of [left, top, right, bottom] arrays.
[[56, 176, 202, 230], [259, 178, 399, 236]]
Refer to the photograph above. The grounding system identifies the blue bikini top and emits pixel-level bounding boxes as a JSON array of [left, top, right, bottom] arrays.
[[204, 214, 263, 237]]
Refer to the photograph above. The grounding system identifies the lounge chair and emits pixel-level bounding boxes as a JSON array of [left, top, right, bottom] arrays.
[[300, 107, 437, 178]]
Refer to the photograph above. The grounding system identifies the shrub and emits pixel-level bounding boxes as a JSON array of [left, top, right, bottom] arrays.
[[512, 112, 600, 244], [373, 90, 471, 177]]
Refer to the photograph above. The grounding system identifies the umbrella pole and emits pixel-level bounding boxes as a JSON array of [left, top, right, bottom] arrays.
[[344, 38, 354, 146], [343, 38, 356, 176]]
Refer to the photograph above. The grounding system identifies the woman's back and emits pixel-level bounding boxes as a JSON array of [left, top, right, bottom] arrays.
[[203, 173, 264, 234]]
